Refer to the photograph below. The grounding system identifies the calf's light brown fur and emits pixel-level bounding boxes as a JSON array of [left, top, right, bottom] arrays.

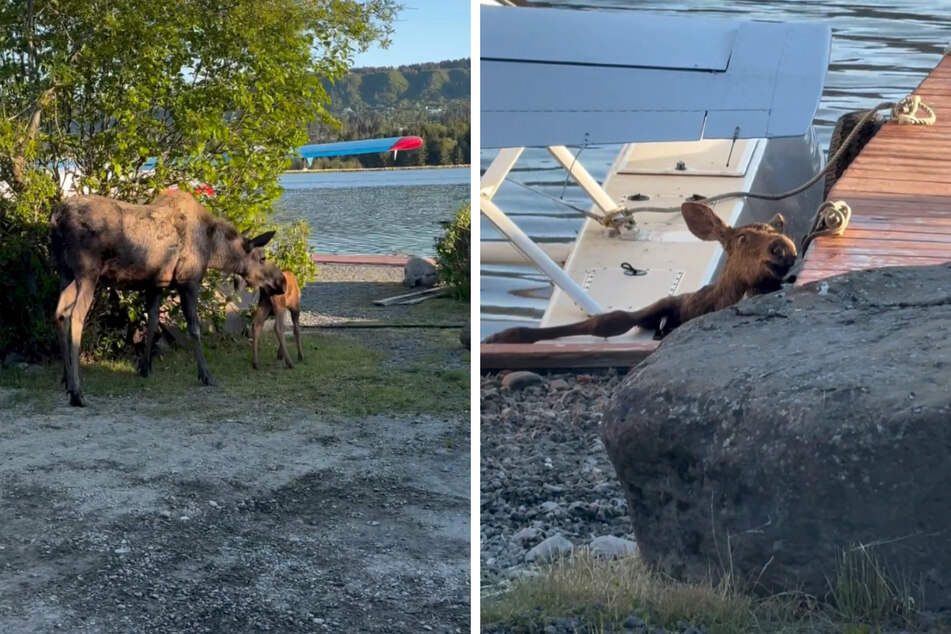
[[252, 271, 303, 370], [51, 191, 286, 406]]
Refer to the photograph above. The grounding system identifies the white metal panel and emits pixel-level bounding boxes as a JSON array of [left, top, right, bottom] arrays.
[[482, 110, 707, 147], [481, 6, 830, 148], [768, 22, 833, 137], [482, 6, 735, 71], [581, 268, 685, 312], [618, 139, 757, 177], [482, 62, 755, 115]]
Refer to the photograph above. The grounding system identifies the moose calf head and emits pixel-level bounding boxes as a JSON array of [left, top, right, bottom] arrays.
[[682, 201, 797, 295], [215, 226, 286, 296]]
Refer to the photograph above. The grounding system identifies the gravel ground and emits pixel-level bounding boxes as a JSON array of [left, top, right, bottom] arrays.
[[297, 264, 467, 327], [480, 369, 634, 591], [0, 397, 470, 634], [0, 262, 471, 634]]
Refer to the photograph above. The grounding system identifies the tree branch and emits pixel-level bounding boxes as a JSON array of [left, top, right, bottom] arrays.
[[10, 45, 83, 192]]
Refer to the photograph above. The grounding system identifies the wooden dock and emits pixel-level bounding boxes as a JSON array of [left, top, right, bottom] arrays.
[[797, 53, 951, 284], [482, 341, 655, 370]]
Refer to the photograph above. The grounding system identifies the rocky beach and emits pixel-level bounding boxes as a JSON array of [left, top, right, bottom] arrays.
[[480, 370, 635, 590]]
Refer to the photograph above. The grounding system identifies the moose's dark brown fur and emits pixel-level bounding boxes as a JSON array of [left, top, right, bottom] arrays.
[[483, 202, 797, 344], [51, 191, 286, 406], [252, 270, 303, 370]]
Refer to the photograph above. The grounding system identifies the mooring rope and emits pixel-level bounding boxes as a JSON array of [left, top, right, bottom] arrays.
[[500, 94, 935, 262], [592, 95, 936, 228]]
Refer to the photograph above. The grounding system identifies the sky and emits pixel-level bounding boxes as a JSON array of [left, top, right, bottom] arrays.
[[351, 1, 471, 68]]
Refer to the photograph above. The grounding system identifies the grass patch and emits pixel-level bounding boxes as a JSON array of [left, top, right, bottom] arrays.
[[832, 544, 921, 628], [396, 296, 470, 326], [0, 329, 468, 418], [483, 550, 927, 634]]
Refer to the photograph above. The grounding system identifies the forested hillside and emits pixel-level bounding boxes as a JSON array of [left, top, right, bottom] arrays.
[[294, 59, 471, 169], [328, 59, 471, 109]]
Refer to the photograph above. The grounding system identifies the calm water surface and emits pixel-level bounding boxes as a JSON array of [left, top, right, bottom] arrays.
[[276, 167, 468, 256], [481, 1, 951, 332]]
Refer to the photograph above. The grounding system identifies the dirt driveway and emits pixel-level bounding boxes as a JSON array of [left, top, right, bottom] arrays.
[[0, 328, 470, 633]]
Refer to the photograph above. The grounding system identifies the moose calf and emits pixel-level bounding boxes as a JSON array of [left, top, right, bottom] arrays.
[[51, 191, 286, 406], [484, 201, 797, 344], [251, 270, 303, 370]]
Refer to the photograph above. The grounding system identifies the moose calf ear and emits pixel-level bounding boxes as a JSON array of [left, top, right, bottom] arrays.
[[767, 213, 786, 234], [682, 202, 731, 244], [248, 230, 277, 248]]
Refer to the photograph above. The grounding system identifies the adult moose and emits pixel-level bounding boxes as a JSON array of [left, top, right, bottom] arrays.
[[484, 201, 797, 344], [51, 191, 286, 407]]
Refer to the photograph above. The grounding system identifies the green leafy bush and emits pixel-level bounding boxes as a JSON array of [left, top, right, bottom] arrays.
[[265, 221, 319, 286], [434, 202, 470, 300], [0, 132, 60, 359], [0, 0, 396, 360]]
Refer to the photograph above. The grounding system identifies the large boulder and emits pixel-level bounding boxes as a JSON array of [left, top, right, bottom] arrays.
[[600, 264, 951, 606]]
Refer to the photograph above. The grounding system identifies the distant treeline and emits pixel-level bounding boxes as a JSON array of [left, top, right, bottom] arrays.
[[295, 59, 470, 169], [325, 58, 470, 109]]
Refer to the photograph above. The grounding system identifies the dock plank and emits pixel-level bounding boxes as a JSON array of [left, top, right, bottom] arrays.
[[481, 342, 656, 370], [798, 53, 951, 285]]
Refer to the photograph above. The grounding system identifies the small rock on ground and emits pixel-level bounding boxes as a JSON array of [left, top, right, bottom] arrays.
[[525, 533, 573, 563], [482, 370, 634, 586], [501, 371, 545, 391], [589, 535, 637, 559]]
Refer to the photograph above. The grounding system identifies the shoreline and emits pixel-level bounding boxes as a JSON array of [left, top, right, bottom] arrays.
[[481, 370, 632, 588], [283, 164, 469, 174]]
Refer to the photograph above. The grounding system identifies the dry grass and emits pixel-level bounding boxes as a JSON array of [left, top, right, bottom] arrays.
[[482, 548, 930, 634]]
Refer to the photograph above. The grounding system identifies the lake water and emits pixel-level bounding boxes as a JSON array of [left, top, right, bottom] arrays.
[[481, 1, 951, 331], [275, 167, 469, 256]]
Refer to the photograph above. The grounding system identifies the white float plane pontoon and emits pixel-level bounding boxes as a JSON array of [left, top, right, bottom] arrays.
[[480, 2, 831, 368]]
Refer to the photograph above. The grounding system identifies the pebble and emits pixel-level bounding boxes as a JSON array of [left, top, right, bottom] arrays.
[[482, 370, 634, 583], [512, 527, 540, 544], [178, 516, 190, 522], [525, 534, 573, 563], [589, 535, 637, 559], [622, 615, 646, 630], [501, 371, 545, 391], [208, 500, 218, 508]]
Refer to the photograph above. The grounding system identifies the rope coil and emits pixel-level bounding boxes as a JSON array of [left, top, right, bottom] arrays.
[[893, 95, 936, 126]]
